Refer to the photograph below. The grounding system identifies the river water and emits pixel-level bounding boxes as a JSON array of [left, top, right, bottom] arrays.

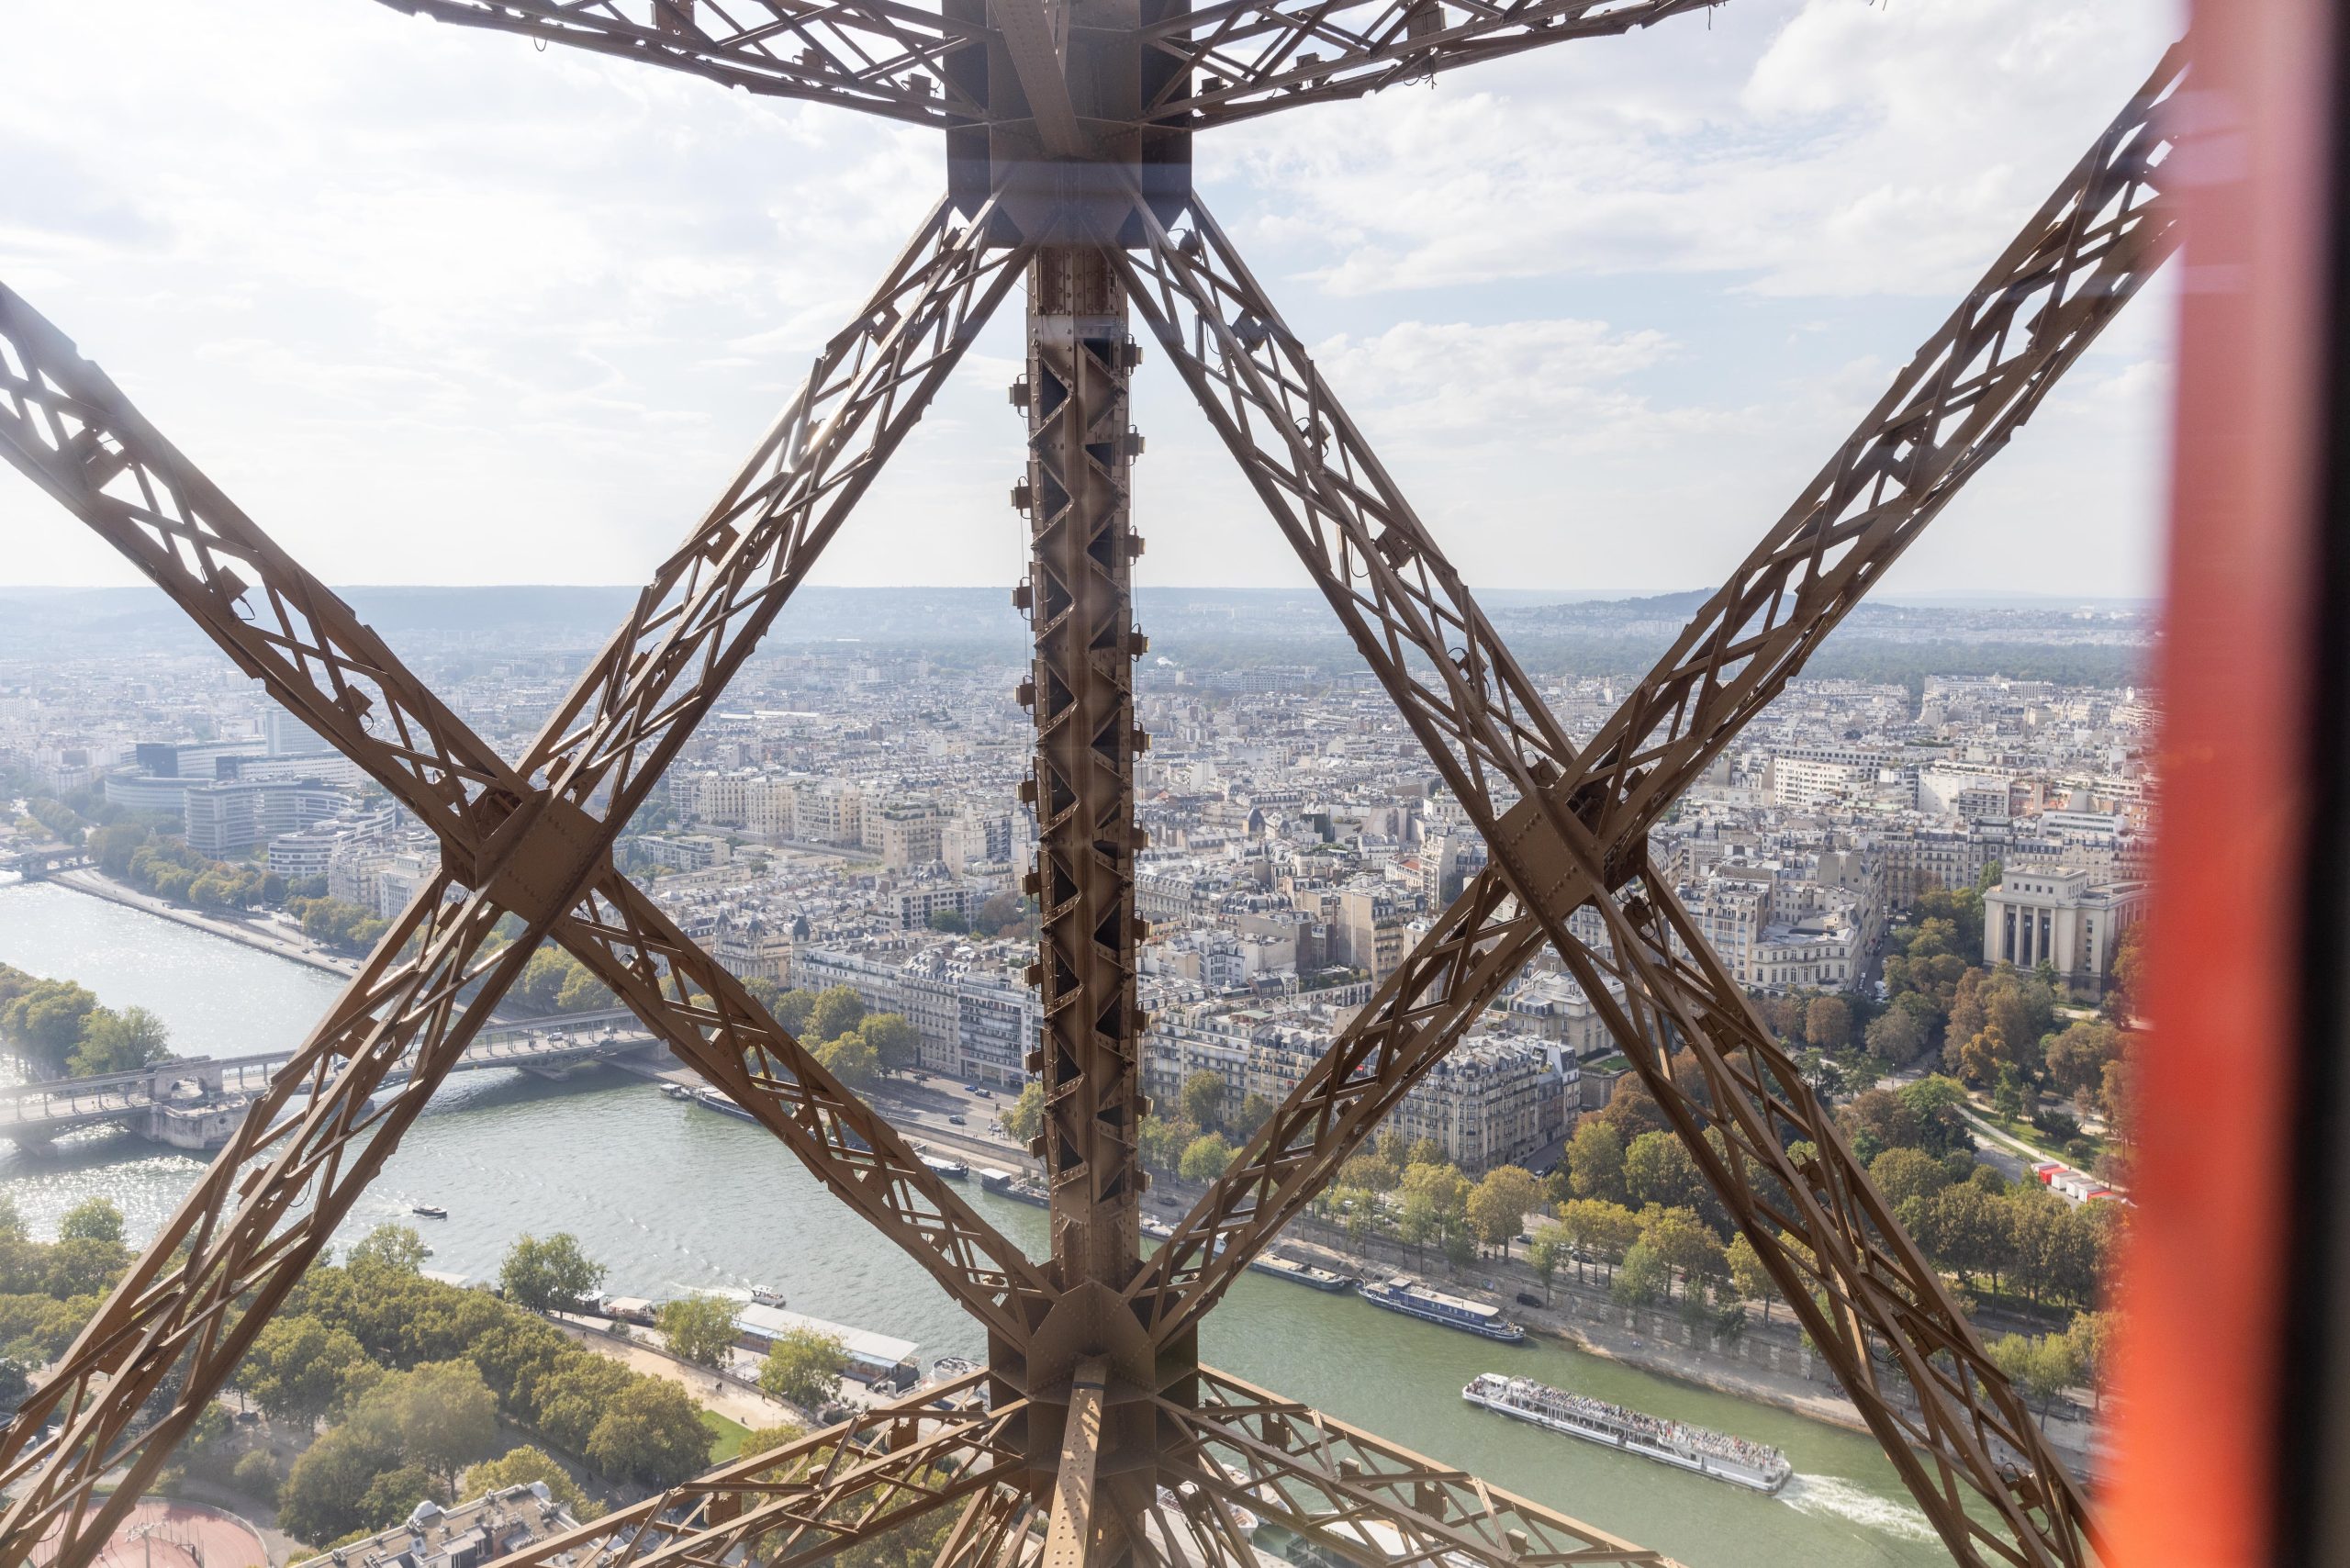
[[0, 879, 1958, 1567]]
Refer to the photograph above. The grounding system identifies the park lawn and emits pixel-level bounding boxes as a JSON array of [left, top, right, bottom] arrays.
[[702, 1409, 753, 1462]]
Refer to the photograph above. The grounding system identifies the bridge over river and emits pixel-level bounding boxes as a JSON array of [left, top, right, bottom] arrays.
[[0, 1009, 655, 1150]]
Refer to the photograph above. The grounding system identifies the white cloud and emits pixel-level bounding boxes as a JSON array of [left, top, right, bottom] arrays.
[[0, 0, 2179, 598]]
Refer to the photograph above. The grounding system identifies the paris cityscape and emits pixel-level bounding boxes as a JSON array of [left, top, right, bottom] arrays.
[[0, 584, 2146, 1565], [0, 1, 2195, 1566]]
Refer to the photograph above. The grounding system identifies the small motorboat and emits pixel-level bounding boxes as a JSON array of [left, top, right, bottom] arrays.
[[412, 1204, 449, 1219]]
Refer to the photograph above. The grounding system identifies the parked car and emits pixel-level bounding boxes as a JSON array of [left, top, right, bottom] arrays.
[[1515, 1292, 1544, 1309]]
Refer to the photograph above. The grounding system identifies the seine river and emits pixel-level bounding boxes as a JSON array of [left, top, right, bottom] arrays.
[[0, 879, 1959, 1567]]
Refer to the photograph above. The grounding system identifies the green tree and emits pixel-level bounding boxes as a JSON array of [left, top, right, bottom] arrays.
[[358, 1462, 447, 1529], [232, 1448, 281, 1506], [758, 1327, 850, 1408], [1623, 1132, 1707, 1214], [815, 1034, 880, 1090], [1464, 1166, 1543, 1256], [243, 1316, 380, 1429], [585, 1377, 713, 1488], [1612, 1240, 1669, 1305], [1565, 1121, 1628, 1204], [2067, 1309, 2120, 1411], [1726, 1233, 1776, 1322], [1987, 1331, 2080, 1416], [1002, 1081, 1046, 1147], [355, 1359, 499, 1489], [1179, 1070, 1226, 1135], [553, 965, 614, 1014], [1396, 1192, 1440, 1263], [1909, 1182, 2014, 1289], [66, 1005, 171, 1078], [1232, 1092, 1278, 1140], [658, 1294, 741, 1369], [1637, 1207, 1726, 1298], [500, 1233, 607, 1314], [926, 908, 971, 934], [58, 1197, 124, 1245], [462, 1444, 596, 1518], [808, 986, 867, 1042], [1556, 1199, 1642, 1278], [278, 1423, 403, 1543], [2044, 1020, 2121, 1107], [1864, 1006, 1929, 1066], [1136, 1113, 1187, 1173], [2, 979, 97, 1075], [772, 989, 819, 1035], [1179, 1133, 1235, 1184], [856, 1014, 923, 1075], [348, 1224, 430, 1274], [1527, 1225, 1567, 1302], [1868, 1147, 1952, 1209]]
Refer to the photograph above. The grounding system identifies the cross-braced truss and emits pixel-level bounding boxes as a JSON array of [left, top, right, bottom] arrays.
[[0, 6, 2179, 1567]]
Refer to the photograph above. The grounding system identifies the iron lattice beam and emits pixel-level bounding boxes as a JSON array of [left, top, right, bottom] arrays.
[[1164, 1368, 1679, 1568], [1141, 0, 1717, 129], [471, 1372, 1024, 1568], [1019, 248, 1148, 1287], [374, 0, 989, 127]]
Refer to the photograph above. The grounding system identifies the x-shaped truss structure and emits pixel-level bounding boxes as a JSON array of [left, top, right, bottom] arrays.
[[0, 5, 2180, 1566]]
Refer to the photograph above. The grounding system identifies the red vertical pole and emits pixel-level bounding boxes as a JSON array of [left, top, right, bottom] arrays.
[[2109, 6, 2339, 1564]]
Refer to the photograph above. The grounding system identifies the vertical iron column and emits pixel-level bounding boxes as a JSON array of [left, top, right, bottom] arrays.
[[1017, 244, 1146, 1290]]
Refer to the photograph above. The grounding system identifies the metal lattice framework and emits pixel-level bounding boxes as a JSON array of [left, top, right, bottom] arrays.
[[0, 6, 2181, 1566]]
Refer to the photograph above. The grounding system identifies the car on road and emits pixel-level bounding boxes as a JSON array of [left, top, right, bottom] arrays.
[[948, 1114, 968, 1126], [975, 1088, 994, 1099]]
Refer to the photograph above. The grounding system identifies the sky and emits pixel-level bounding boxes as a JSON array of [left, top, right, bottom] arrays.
[[0, 0, 2185, 599]]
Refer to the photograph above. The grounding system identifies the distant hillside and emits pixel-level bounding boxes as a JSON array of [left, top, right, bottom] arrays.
[[0, 582, 2154, 689]]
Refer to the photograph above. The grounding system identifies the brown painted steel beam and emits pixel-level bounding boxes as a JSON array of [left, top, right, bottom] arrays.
[[471, 1372, 1022, 1568], [1162, 1367, 1679, 1568], [1042, 1357, 1112, 1568], [1141, 0, 1714, 129], [994, 0, 1091, 155], [374, 0, 989, 127], [1019, 247, 1147, 1289]]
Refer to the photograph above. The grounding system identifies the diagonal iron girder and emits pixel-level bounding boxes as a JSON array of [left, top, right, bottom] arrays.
[[0, 197, 1049, 1559], [375, 0, 990, 127], [392, 0, 1729, 137], [1162, 1368, 1678, 1568], [467, 1370, 1027, 1568], [467, 1366, 1661, 1568], [1141, 0, 1718, 129], [1103, 43, 2180, 1568]]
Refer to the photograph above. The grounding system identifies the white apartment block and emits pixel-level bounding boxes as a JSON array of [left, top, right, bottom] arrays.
[[1982, 868, 2149, 1000]]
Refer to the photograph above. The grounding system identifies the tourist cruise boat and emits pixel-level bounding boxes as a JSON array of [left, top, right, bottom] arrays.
[[1358, 1277, 1526, 1341], [1461, 1373, 1793, 1494]]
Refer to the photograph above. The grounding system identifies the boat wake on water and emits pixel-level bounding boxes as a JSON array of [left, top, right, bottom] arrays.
[[1777, 1473, 1941, 1543]]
